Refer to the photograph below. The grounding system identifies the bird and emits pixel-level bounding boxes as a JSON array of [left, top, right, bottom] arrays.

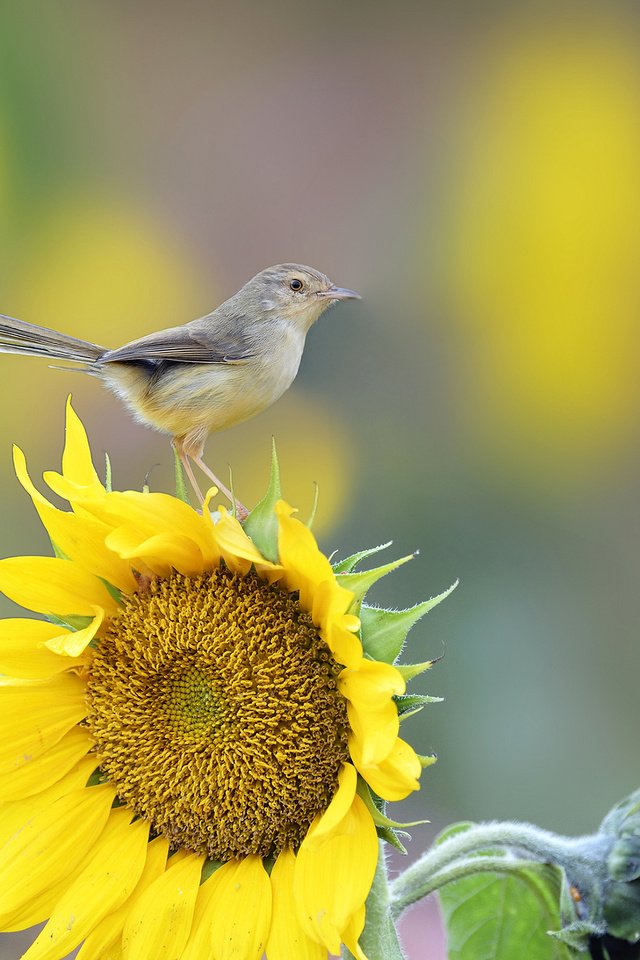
[[0, 263, 360, 518]]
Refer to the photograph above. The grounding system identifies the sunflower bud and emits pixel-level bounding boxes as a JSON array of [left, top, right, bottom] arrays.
[[599, 789, 640, 944]]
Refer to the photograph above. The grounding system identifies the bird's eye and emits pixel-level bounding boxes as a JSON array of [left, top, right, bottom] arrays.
[[289, 278, 304, 291]]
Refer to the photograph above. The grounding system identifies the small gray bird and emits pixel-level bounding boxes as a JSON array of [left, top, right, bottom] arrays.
[[0, 263, 360, 515]]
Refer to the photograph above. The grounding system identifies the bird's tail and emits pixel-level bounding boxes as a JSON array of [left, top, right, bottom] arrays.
[[0, 315, 107, 364]]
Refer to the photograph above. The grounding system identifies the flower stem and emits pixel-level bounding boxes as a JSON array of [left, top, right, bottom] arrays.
[[342, 842, 407, 960], [389, 822, 611, 920]]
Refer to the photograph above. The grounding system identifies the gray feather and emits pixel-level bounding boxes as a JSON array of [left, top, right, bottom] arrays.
[[100, 313, 256, 365], [0, 315, 106, 363]]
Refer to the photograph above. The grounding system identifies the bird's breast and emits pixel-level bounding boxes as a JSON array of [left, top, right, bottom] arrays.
[[100, 325, 306, 438]]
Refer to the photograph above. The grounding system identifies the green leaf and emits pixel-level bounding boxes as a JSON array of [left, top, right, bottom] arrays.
[[359, 580, 458, 663], [439, 861, 576, 960], [243, 439, 281, 563], [332, 542, 393, 575], [395, 693, 443, 721]]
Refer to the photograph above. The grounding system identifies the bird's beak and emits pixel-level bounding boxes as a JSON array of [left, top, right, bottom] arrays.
[[317, 286, 362, 301]]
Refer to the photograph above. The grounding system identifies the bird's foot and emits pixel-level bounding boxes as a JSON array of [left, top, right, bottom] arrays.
[[191, 454, 249, 522]]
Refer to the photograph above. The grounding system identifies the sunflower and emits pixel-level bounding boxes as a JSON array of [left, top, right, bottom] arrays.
[[0, 400, 448, 960]]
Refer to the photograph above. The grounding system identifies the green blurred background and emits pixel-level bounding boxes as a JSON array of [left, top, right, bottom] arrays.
[[2, 1, 640, 957]]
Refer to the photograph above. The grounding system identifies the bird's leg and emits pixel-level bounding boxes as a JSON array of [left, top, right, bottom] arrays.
[[176, 433, 249, 521], [172, 439, 206, 505], [191, 453, 249, 522]]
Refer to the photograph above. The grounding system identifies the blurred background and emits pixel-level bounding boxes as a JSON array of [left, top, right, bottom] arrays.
[[1, 1, 640, 956]]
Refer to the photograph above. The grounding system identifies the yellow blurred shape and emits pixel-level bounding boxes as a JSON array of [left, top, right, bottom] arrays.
[[0, 120, 9, 222], [8, 193, 210, 340], [0, 193, 211, 466], [445, 22, 640, 486], [217, 391, 355, 536]]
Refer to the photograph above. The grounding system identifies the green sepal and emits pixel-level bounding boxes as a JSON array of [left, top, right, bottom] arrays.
[[338, 554, 415, 613], [86, 769, 109, 787], [360, 581, 457, 663], [395, 693, 443, 721], [104, 452, 112, 493], [376, 825, 410, 855], [306, 482, 319, 530], [174, 448, 190, 505], [332, 542, 393, 575], [200, 858, 223, 883], [100, 578, 123, 606], [46, 613, 94, 632], [243, 439, 281, 563], [357, 778, 429, 831], [418, 754, 438, 769], [395, 660, 434, 681], [548, 921, 603, 951], [50, 540, 69, 560], [549, 880, 603, 952]]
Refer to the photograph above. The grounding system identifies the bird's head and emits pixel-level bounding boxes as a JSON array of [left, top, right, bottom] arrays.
[[243, 263, 361, 330]]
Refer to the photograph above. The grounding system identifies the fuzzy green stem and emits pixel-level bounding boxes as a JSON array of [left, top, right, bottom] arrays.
[[389, 822, 611, 920], [390, 854, 538, 920]]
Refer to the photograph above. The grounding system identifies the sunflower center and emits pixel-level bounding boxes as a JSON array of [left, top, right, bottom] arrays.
[[86, 568, 350, 860]]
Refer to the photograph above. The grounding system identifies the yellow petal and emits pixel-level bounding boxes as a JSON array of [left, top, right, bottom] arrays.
[[14, 446, 136, 594], [43, 607, 104, 656], [102, 526, 173, 578], [321, 619, 363, 668], [77, 836, 170, 960], [179, 865, 221, 960], [266, 848, 327, 960], [207, 855, 272, 960], [22, 808, 150, 960], [295, 791, 378, 955], [0, 760, 101, 929], [98, 943, 124, 960], [341, 905, 368, 960], [274, 503, 359, 665], [211, 507, 276, 573], [0, 755, 98, 850], [339, 661, 404, 765], [92, 491, 219, 568], [106, 530, 205, 578], [122, 850, 203, 960], [0, 673, 87, 775], [1, 852, 89, 932], [62, 396, 107, 495], [350, 735, 422, 802], [304, 763, 357, 847], [310, 577, 354, 627], [339, 660, 405, 707], [0, 618, 89, 678], [275, 502, 336, 612], [0, 725, 95, 802], [0, 556, 117, 616], [0, 783, 116, 916]]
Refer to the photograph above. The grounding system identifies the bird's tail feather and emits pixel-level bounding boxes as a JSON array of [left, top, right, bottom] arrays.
[[0, 314, 107, 364]]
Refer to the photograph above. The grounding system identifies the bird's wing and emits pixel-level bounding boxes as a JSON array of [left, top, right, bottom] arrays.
[[99, 316, 256, 365]]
